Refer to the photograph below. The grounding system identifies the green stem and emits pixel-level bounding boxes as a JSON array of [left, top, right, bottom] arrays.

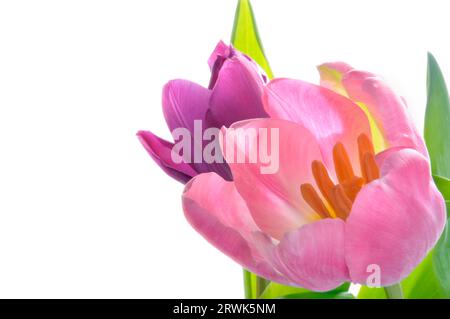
[[243, 270, 270, 299], [243, 270, 253, 299], [384, 283, 404, 299], [255, 276, 269, 298]]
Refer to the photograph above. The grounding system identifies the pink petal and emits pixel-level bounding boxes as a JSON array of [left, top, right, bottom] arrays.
[[263, 79, 371, 171], [273, 219, 349, 291], [345, 148, 446, 286], [317, 62, 353, 96], [220, 118, 323, 240], [182, 172, 288, 284], [343, 70, 427, 155], [318, 63, 427, 155], [137, 131, 197, 183]]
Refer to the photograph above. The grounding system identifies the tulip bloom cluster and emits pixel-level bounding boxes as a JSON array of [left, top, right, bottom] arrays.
[[138, 42, 268, 183], [138, 42, 446, 292]]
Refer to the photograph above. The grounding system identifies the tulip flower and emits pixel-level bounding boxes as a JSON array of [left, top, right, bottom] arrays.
[[137, 41, 268, 183], [182, 63, 446, 291]]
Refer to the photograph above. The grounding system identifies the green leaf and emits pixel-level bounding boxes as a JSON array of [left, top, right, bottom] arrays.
[[402, 247, 448, 298], [258, 282, 311, 299], [260, 281, 350, 299], [434, 219, 450, 295], [280, 292, 354, 299], [419, 52, 450, 298], [243, 270, 255, 299], [433, 174, 450, 218], [433, 175, 450, 203], [425, 52, 450, 179], [231, 0, 274, 79], [357, 286, 386, 299]]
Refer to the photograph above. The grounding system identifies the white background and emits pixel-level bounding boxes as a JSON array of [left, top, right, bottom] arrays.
[[1, 0, 450, 298]]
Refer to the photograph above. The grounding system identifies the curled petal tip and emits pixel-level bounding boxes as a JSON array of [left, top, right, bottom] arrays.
[[137, 130, 197, 184]]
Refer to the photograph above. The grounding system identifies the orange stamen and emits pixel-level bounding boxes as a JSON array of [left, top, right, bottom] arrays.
[[301, 134, 381, 221], [357, 133, 375, 157], [311, 160, 335, 204], [300, 183, 332, 219], [362, 152, 380, 182], [341, 176, 364, 201], [358, 133, 376, 182], [331, 184, 352, 219], [333, 142, 355, 183]]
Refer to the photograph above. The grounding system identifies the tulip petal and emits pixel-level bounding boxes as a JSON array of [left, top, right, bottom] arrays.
[[208, 41, 233, 89], [345, 148, 446, 286], [162, 79, 211, 134], [208, 56, 267, 128], [162, 79, 233, 179], [317, 62, 352, 96], [318, 63, 427, 155], [263, 79, 371, 172], [343, 70, 427, 155], [137, 131, 197, 183], [273, 219, 349, 291], [221, 118, 323, 240], [207, 41, 230, 70], [182, 172, 288, 283]]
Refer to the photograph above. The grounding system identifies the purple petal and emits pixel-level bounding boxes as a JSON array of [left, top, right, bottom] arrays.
[[162, 79, 232, 180], [208, 41, 234, 89], [137, 131, 197, 184], [208, 55, 268, 128], [162, 79, 211, 134]]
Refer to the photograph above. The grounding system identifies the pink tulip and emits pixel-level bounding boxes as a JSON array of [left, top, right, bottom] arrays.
[[182, 63, 446, 291]]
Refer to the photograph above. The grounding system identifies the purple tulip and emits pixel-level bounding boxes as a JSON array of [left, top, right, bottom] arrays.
[[137, 41, 268, 183]]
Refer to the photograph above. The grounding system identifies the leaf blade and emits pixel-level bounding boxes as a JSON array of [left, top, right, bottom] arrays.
[[425, 52, 450, 179], [260, 281, 350, 299], [280, 292, 354, 299], [231, 0, 273, 79]]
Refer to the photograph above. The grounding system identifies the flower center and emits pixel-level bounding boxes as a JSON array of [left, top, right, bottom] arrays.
[[300, 134, 380, 220]]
